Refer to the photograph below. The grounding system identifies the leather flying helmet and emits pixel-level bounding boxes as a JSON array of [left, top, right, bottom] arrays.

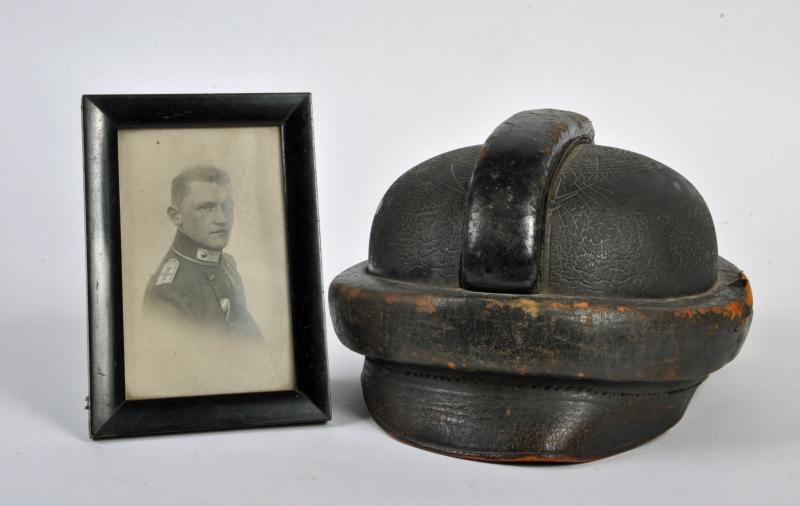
[[329, 109, 753, 462]]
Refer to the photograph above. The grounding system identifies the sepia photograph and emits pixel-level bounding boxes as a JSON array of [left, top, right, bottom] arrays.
[[83, 93, 329, 438], [118, 126, 295, 400]]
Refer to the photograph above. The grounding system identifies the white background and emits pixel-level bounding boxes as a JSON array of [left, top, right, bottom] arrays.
[[1, 1, 797, 504]]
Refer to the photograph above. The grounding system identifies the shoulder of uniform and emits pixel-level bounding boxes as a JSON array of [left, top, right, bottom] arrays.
[[146, 257, 194, 304], [154, 257, 181, 286], [223, 252, 237, 268]]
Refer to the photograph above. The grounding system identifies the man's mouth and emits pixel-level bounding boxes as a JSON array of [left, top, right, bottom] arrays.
[[209, 230, 228, 236]]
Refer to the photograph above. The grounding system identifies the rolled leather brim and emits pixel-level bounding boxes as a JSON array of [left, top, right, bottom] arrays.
[[330, 257, 752, 462]]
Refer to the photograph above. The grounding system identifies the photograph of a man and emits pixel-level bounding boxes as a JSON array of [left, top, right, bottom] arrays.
[[119, 126, 294, 400], [144, 165, 262, 338]]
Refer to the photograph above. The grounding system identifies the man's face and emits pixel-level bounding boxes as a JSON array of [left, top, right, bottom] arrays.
[[171, 181, 234, 250]]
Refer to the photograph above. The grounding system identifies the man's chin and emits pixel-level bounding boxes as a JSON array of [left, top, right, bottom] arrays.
[[202, 236, 229, 251]]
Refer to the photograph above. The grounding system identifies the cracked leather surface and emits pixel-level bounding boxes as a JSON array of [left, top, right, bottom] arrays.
[[543, 144, 718, 297], [368, 146, 478, 287], [367, 143, 717, 298]]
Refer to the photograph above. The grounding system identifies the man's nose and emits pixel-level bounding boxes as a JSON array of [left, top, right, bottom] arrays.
[[212, 206, 227, 224]]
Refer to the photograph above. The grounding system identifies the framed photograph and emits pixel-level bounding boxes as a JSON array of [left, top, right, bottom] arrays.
[[83, 93, 330, 438]]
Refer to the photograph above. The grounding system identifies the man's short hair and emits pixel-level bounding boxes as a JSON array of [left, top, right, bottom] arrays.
[[171, 165, 232, 206]]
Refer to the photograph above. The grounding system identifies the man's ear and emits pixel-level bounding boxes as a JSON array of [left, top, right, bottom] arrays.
[[167, 206, 181, 227]]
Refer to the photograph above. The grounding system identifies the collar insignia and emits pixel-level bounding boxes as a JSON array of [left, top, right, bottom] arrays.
[[197, 248, 220, 264]]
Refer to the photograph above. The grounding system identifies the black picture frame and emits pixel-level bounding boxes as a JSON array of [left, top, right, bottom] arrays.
[[83, 93, 330, 439]]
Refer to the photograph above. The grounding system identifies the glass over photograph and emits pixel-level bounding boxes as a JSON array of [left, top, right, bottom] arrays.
[[117, 126, 295, 400]]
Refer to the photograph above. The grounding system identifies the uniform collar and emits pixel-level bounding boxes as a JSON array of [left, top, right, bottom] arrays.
[[171, 231, 222, 265]]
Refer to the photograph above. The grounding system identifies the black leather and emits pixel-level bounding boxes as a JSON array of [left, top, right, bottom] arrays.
[[368, 142, 717, 298], [334, 109, 751, 463], [368, 146, 478, 287], [543, 144, 718, 297], [461, 109, 594, 293]]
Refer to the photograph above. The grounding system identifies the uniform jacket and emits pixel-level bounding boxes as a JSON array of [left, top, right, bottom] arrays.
[[144, 231, 262, 338]]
